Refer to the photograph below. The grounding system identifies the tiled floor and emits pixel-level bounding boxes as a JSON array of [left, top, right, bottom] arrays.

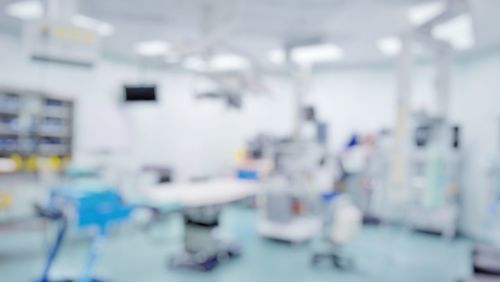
[[0, 206, 471, 282]]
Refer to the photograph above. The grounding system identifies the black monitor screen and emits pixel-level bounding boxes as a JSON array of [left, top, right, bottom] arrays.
[[124, 85, 157, 102]]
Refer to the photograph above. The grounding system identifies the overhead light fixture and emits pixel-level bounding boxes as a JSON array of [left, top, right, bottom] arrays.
[[377, 37, 402, 56], [6, 0, 44, 20], [135, 41, 171, 57], [183, 54, 249, 72], [291, 43, 344, 65], [72, 14, 114, 36], [6, 1, 115, 37], [432, 14, 475, 50], [210, 54, 250, 71], [183, 56, 208, 72], [268, 49, 286, 64], [408, 1, 446, 26]]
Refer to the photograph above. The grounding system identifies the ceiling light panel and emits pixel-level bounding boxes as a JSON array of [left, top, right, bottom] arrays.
[[377, 37, 402, 56], [6, 0, 44, 20], [135, 41, 171, 57]]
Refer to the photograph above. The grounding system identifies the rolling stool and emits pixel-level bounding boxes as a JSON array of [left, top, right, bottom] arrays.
[[312, 193, 362, 270]]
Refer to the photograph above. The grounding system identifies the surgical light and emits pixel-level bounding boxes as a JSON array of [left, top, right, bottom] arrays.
[[291, 43, 344, 65], [432, 14, 475, 50], [408, 1, 446, 26]]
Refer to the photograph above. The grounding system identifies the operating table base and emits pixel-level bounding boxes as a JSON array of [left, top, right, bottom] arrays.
[[169, 243, 241, 272]]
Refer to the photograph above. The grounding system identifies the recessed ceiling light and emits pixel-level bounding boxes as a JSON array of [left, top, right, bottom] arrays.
[[183, 54, 249, 72], [377, 37, 402, 56], [268, 49, 286, 65], [6, 0, 44, 20], [408, 1, 447, 26], [72, 14, 114, 36], [135, 41, 171, 57], [211, 54, 250, 71], [183, 56, 208, 72], [291, 43, 344, 65], [7, 2, 114, 37], [432, 14, 475, 50]]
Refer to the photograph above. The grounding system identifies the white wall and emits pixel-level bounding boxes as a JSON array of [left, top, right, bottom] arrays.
[[2, 31, 500, 237], [0, 33, 295, 179], [308, 68, 397, 150]]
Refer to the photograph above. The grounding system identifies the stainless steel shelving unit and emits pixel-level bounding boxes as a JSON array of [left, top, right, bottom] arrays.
[[0, 87, 74, 160]]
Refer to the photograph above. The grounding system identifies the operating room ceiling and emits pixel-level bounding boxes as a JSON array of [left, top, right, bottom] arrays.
[[0, 0, 499, 67]]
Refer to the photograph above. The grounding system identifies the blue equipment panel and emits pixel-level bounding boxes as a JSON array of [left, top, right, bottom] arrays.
[[236, 169, 259, 180], [51, 182, 134, 231]]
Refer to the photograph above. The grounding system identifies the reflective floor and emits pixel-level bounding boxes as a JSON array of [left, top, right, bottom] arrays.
[[0, 205, 471, 282]]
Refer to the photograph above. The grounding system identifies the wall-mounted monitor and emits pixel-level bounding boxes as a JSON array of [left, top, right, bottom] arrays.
[[124, 85, 157, 102]]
